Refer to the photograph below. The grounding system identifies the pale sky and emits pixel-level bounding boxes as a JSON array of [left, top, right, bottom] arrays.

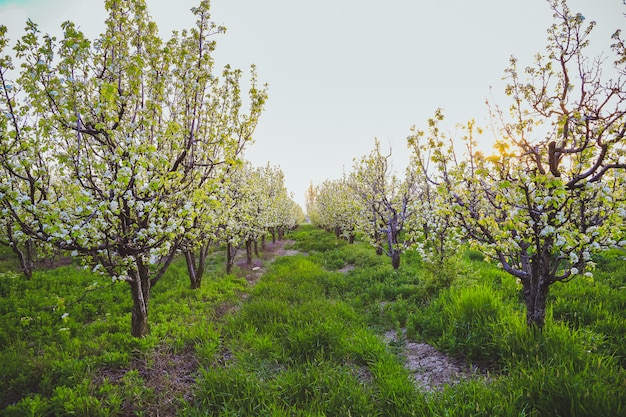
[[0, 0, 623, 208]]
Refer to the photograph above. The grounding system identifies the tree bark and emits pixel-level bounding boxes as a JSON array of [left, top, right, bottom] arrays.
[[391, 249, 401, 270], [254, 240, 259, 257], [522, 273, 550, 329], [129, 269, 151, 338], [374, 228, 384, 255], [226, 242, 235, 274], [387, 214, 401, 270], [5, 225, 36, 279], [184, 242, 209, 290], [245, 239, 253, 265], [13, 239, 35, 280], [184, 250, 198, 289]]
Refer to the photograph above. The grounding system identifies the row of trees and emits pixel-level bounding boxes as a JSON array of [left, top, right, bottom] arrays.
[[308, 0, 626, 329], [0, 0, 302, 337], [217, 162, 303, 276]]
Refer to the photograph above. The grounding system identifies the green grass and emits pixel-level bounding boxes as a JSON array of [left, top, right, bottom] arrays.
[[1, 224, 624, 416], [289, 225, 626, 416], [187, 254, 422, 415], [0, 253, 246, 416]]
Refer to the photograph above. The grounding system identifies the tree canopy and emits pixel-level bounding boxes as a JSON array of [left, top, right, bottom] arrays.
[[0, 0, 267, 336]]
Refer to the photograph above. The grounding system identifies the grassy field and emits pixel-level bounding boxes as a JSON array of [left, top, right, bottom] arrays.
[[0, 225, 624, 416]]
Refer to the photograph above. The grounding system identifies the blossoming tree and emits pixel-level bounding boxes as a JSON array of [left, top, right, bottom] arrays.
[[0, 0, 266, 336], [410, 0, 626, 328], [217, 163, 302, 274], [350, 140, 418, 269], [309, 178, 360, 243], [406, 110, 464, 268]]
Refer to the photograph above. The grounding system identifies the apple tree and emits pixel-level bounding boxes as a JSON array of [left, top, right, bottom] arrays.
[[406, 110, 464, 269], [0, 0, 266, 336], [410, 0, 626, 329], [350, 140, 418, 269], [309, 178, 360, 243]]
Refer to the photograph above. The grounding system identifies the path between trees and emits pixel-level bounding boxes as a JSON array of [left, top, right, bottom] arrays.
[[383, 329, 485, 392], [235, 241, 486, 392], [131, 240, 484, 416], [234, 239, 301, 285]]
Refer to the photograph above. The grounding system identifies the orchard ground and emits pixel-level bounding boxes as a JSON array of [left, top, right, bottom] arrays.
[[0, 224, 624, 416]]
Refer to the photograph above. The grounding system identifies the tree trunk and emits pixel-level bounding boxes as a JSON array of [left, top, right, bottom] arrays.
[[184, 250, 198, 289], [245, 239, 253, 265], [387, 215, 401, 270], [261, 235, 266, 250], [129, 269, 151, 337], [391, 249, 401, 270], [278, 227, 284, 240], [254, 240, 259, 257], [522, 273, 550, 329], [226, 242, 235, 274], [184, 241, 211, 289], [13, 239, 35, 280], [271, 228, 276, 244], [6, 225, 35, 279], [348, 233, 355, 244], [374, 228, 384, 255]]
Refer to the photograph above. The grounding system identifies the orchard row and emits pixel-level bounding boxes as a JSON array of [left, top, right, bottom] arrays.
[[0, 0, 302, 337], [307, 1, 626, 330]]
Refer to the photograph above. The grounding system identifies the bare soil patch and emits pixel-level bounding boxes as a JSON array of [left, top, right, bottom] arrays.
[[96, 345, 198, 417], [384, 329, 487, 392], [96, 240, 300, 416]]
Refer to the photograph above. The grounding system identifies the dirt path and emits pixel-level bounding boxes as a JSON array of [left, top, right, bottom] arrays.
[[232, 244, 487, 394], [234, 239, 300, 284], [132, 240, 483, 416], [106, 240, 300, 417], [383, 329, 487, 392], [237, 247, 488, 393]]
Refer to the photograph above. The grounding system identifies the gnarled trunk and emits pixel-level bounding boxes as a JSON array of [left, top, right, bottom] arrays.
[[124, 242, 178, 338], [513, 248, 553, 330]]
